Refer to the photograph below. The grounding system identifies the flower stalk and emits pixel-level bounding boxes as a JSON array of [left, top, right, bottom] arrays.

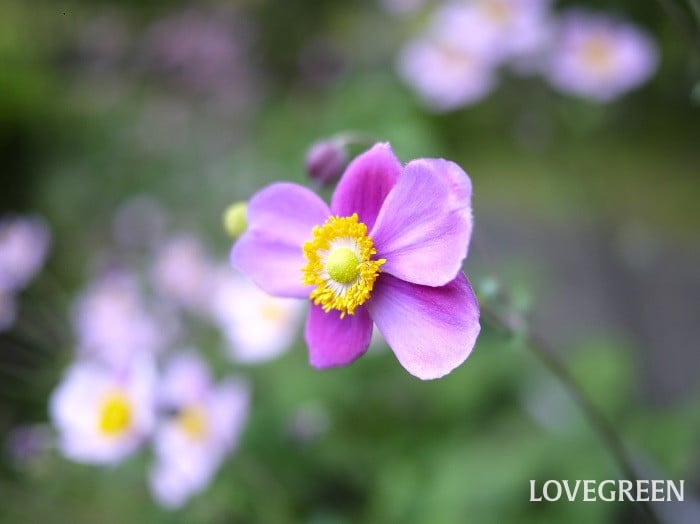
[[480, 300, 662, 524]]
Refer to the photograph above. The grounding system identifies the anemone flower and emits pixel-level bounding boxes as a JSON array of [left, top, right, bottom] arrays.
[[231, 143, 480, 380], [49, 356, 156, 464], [149, 353, 249, 509], [543, 10, 658, 102], [210, 268, 303, 365], [0, 215, 51, 294]]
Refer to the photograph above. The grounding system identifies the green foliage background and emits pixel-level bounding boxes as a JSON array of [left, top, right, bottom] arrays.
[[1, 1, 699, 523]]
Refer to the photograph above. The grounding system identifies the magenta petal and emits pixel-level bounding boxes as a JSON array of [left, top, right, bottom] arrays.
[[330, 143, 401, 230], [366, 273, 480, 380], [305, 305, 373, 368], [370, 159, 472, 287], [231, 183, 330, 298]]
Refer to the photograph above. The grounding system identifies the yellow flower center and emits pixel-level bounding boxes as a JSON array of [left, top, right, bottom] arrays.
[[581, 37, 614, 74], [482, 0, 512, 26], [177, 405, 208, 442], [302, 214, 385, 318], [98, 391, 132, 437]]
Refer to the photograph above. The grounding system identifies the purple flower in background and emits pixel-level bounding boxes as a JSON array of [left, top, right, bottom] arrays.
[[232, 143, 480, 380], [397, 34, 497, 111], [543, 10, 658, 102], [397, 2, 511, 111], [151, 235, 215, 315], [149, 353, 249, 509], [49, 356, 156, 464], [73, 271, 173, 369], [143, 8, 257, 99], [0, 215, 50, 294], [466, 0, 553, 64]]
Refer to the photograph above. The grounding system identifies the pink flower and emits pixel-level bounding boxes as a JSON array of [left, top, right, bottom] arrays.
[[397, 33, 497, 111], [231, 143, 480, 380], [0, 215, 50, 294], [149, 353, 249, 509], [151, 234, 215, 315], [73, 271, 174, 369], [543, 10, 658, 102]]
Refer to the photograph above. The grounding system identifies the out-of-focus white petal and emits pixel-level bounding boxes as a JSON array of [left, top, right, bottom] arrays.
[[209, 267, 304, 364]]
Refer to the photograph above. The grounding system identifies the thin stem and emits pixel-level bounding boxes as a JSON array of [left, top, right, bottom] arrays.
[[480, 304, 662, 524], [689, 0, 700, 26], [655, 0, 700, 56]]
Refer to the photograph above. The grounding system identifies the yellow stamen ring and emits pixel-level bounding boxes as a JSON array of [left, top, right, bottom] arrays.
[[302, 214, 385, 318]]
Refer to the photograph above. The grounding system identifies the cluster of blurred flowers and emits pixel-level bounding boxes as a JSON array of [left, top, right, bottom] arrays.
[[7, 198, 306, 509], [75, 7, 261, 116], [394, 0, 659, 111], [0, 216, 51, 332]]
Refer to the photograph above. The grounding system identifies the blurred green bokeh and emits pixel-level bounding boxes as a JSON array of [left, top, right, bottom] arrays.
[[1, 1, 699, 523]]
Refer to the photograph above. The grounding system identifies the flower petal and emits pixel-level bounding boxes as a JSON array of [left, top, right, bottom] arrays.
[[366, 273, 480, 380], [370, 158, 472, 286], [330, 143, 401, 230], [231, 183, 330, 298], [305, 304, 373, 369]]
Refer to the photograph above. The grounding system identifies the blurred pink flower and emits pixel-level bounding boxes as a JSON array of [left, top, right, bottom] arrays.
[[209, 267, 304, 364], [73, 271, 174, 369], [49, 356, 156, 465], [543, 10, 658, 102], [398, 35, 497, 111], [151, 235, 215, 315], [143, 8, 258, 100], [465, 0, 553, 65], [0, 215, 51, 294], [149, 353, 249, 509], [397, 3, 500, 111]]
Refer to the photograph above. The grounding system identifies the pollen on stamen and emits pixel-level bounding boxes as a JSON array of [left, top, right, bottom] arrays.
[[302, 214, 385, 318]]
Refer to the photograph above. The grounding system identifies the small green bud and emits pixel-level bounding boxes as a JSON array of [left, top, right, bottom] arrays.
[[222, 201, 248, 239]]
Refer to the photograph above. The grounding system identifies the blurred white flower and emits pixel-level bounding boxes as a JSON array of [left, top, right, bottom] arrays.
[[73, 271, 174, 369], [0, 215, 51, 294], [149, 353, 250, 509], [543, 10, 659, 102], [49, 356, 156, 465], [151, 235, 215, 315], [210, 267, 304, 364]]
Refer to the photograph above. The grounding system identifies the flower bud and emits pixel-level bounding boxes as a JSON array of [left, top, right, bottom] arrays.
[[305, 140, 348, 187], [222, 201, 248, 239]]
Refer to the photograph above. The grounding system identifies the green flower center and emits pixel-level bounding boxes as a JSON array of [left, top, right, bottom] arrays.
[[326, 247, 360, 284]]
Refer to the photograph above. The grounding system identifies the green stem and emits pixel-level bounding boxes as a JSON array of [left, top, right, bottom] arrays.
[[655, 0, 700, 56], [689, 0, 700, 26], [480, 304, 662, 524]]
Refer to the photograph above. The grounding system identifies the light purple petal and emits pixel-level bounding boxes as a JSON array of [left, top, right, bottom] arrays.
[[370, 159, 472, 286], [305, 305, 373, 368], [366, 273, 480, 380], [330, 143, 401, 230], [231, 183, 330, 298]]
